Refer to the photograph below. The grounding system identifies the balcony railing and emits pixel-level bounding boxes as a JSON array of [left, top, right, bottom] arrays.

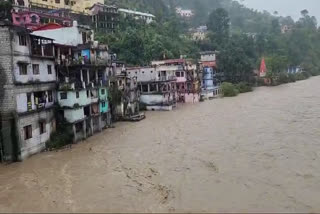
[[159, 76, 177, 81]]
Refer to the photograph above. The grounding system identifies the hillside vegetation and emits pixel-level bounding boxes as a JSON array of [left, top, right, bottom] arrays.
[[98, 0, 320, 84]]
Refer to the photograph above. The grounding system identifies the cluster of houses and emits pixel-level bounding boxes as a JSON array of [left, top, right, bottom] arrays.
[[11, 0, 155, 33], [0, 19, 221, 162], [0, 0, 222, 163]]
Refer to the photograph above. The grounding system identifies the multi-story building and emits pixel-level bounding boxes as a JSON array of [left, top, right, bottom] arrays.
[[12, 0, 73, 30], [33, 21, 111, 142], [108, 61, 141, 120], [199, 51, 222, 99], [184, 62, 201, 103], [152, 59, 194, 103], [0, 21, 57, 161], [89, 3, 119, 33], [11, 9, 72, 30], [119, 8, 155, 24], [127, 61, 180, 111], [28, 0, 103, 14]]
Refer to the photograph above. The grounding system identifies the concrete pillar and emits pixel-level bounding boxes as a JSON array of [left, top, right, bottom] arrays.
[[41, 45, 44, 57], [72, 124, 76, 143], [57, 47, 61, 63], [80, 70, 83, 82], [98, 115, 102, 132], [87, 70, 90, 84], [90, 118, 93, 136], [83, 121, 87, 139]]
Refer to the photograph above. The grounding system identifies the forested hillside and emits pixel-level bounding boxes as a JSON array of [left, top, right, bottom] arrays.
[[99, 0, 320, 85]]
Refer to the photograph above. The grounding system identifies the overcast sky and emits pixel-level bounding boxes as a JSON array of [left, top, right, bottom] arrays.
[[238, 0, 320, 21]]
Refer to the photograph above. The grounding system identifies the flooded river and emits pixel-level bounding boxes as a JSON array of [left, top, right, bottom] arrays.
[[1, 77, 320, 213]]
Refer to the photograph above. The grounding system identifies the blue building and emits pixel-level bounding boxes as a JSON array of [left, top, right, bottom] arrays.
[[201, 67, 221, 99]]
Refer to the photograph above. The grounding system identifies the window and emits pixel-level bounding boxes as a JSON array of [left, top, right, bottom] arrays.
[[27, 93, 32, 111], [24, 125, 32, 140], [102, 101, 106, 108], [150, 84, 157, 92], [176, 72, 181, 77], [76, 91, 79, 98], [55, 0, 60, 3], [82, 32, 87, 44], [17, 0, 25, 6], [142, 84, 148, 92], [47, 65, 52, 74], [19, 63, 28, 75], [87, 90, 90, 98], [39, 122, 46, 135], [48, 91, 53, 103], [32, 64, 39, 75], [18, 35, 27, 46], [27, 93, 32, 103], [75, 122, 82, 133], [101, 89, 105, 95], [30, 15, 37, 24], [60, 92, 67, 100]]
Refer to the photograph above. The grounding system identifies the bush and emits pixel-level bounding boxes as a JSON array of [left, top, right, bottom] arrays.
[[309, 70, 320, 76], [221, 82, 239, 97], [236, 82, 253, 93], [277, 72, 290, 84], [295, 72, 307, 81], [303, 71, 312, 78], [46, 124, 74, 150], [288, 73, 296, 83]]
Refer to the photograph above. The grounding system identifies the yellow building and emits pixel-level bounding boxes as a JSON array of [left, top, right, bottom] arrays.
[[29, 0, 103, 14]]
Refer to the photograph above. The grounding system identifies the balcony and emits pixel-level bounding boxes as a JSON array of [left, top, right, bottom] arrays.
[[17, 90, 55, 115], [159, 76, 177, 82], [30, 35, 54, 58]]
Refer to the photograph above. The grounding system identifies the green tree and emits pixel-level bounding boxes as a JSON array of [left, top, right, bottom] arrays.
[[207, 8, 230, 45], [0, 0, 12, 21]]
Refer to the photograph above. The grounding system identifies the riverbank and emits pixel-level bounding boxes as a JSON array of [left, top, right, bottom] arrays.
[[1, 76, 320, 213]]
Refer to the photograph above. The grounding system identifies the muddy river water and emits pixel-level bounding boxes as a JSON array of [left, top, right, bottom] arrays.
[[1, 77, 320, 213]]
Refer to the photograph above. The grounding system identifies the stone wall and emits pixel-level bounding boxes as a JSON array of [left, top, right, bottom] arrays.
[[0, 24, 17, 162]]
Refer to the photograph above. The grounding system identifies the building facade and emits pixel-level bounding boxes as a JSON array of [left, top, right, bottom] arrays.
[[119, 8, 155, 24], [127, 62, 178, 111], [199, 51, 222, 99], [33, 22, 111, 143], [28, 0, 103, 14], [0, 22, 57, 161], [89, 3, 119, 33]]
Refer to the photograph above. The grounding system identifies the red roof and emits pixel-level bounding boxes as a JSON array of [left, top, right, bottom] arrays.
[[33, 23, 63, 31]]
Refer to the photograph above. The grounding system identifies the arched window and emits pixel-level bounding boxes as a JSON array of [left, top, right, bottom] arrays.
[[30, 15, 37, 24]]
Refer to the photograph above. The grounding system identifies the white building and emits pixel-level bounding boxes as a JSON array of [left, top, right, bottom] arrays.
[[176, 7, 194, 18], [0, 22, 57, 161], [119, 8, 155, 24], [191, 26, 208, 41]]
